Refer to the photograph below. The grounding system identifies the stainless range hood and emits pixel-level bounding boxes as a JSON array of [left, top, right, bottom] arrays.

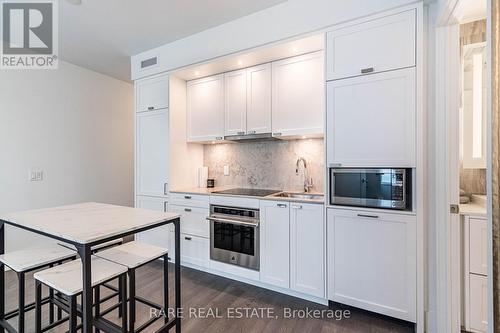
[[224, 133, 280, 142]]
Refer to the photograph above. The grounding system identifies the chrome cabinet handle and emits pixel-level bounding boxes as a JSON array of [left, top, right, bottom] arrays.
[[237, 131, 245, 135], [361, 67, 374, 74], [248, 130, 256, 134], [184, 236, 192, 241], [277, 203, 287, 208], [147, 106, 154, 110], [357, 214, 379, 219], [184, 195, 192, 199], [272, 132, 282, 137], [184, 208, 192, 212], [329, 163, 342, 168], [163, 183, 168, 195], [291, 204, 302, 209], [163, 201, 168, 212], [215, 136, 223, 140]]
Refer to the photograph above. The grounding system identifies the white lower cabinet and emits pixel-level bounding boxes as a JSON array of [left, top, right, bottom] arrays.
[[180, 234, 210, 268], [290, 203, 325, 298], [260, 200, 290, 288], [327, 208, 416, 322], [135, 196, 169, 248], [469, 274, 488, 332], [169, 204, 210, 238]]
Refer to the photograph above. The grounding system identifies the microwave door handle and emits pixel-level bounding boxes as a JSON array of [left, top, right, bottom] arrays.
[[206, 217, 259, 228]]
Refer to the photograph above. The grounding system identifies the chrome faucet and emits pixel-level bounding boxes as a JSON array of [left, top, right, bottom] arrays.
[[295, 157, 314, 193]]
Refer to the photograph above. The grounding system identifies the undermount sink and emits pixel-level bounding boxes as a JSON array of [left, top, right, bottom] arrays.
[[271, 192, 324, 200]]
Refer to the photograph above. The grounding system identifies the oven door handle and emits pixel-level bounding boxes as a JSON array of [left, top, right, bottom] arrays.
[[206, 216, 259, 228]]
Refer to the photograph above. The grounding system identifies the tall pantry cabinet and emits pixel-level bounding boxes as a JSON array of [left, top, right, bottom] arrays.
[[134, 74, 171, 247]]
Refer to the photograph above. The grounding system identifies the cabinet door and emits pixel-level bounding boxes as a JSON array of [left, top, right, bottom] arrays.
[[187, 74, 224, 142], [327, 68, 416, 167], [469, 274, 488, 332], [246, 63, 272, 134], [169, 204, 210, 238], [470, 218, 488, 275], [136, 75, 169, 112], [327, 208, 416, 322], [135, 196, 169, 248], [260, 200, 290, 288], [224, 69, 247, 136], [272, 52, 324, 137], [181, 234, 210, 268], [326, 9, 416, 81], [136, 109, 169, 197], [290, 203, 325, 298]]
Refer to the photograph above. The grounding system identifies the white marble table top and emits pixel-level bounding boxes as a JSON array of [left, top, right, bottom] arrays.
[[0, 202, 180, 245]]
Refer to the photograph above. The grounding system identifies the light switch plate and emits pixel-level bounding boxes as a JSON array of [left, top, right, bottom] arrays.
[[29, 169, 43, 182], [223, 165, 230, 176]]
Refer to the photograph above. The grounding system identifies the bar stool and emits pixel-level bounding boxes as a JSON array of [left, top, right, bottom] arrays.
[[34, 256, 128, 333], [95, 241, 169, 332], [0, 246, 76, 333]]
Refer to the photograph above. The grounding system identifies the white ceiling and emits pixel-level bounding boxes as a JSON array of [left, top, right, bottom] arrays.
[[59, 0, 287, 81]]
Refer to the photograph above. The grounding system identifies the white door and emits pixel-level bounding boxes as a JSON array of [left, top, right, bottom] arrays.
[[246, 63, 272, 134], [272, 51, 324, 137], [136, 75, 169, 112], [469, 274, 488, 332], [290, 203, 325, 298], [135, 196, 169, 248], [326, 9, 416, 81], [187, 74, 224, 142], [136, 109, 169, 197], [327, 68, 416, 167], [260, 200, 290, 288], [224, 69, 247, 136], [327, 208, 416, 322]]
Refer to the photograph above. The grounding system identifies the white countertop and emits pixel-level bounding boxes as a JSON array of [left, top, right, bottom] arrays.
[[460, 195, 487, 217], [0, 202, 180, 244], [171, 187, 325, 204]]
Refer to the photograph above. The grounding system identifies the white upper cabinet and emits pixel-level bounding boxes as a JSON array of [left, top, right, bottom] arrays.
[[187, 74, 224, 142], [224, 69, 247, 136], [246, 63, 272, 134], [326, 9, 416, 81], [136, 109, 169, 197], [327, 208, 416, 322], [272, 51, 324, 137], [327, 68, 416, 167], [290, 203, 325, 298], [136, 75, 169, 112], [260, 200, 290, 288]]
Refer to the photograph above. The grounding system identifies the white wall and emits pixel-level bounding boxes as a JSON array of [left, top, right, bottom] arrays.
[[132, 0, 417, 79], [0, 61, 134, 251]]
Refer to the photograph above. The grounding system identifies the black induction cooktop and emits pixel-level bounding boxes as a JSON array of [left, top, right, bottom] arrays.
[[212, 188, 281, 197]]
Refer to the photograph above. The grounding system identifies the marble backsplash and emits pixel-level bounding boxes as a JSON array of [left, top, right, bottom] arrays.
[[203, 139, 324, 193]]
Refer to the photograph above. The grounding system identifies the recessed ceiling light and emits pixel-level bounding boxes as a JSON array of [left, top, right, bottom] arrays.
[[292, 47, 298, 53], [194, 71, 200, 76], [302, 135, 307, 139], [238, 60, 243, 66]]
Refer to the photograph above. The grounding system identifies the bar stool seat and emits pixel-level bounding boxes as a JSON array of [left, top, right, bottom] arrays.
[[95, 241, 168, 332], [0, 246, 76, 333], [34, 256, 127, 296], [0, 246, 75, 272], [95, 241, 168, 269], [34, 256, 128, 333]]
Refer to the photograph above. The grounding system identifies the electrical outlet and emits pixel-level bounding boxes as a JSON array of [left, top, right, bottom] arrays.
[[29, 169, 43, 182], [223, 165, 230, 176]]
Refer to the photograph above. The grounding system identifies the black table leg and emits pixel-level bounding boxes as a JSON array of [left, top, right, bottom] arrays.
[[174, 218, 181, 333], [18, 272, 25, 333], [77, 245, 93, 333], [0, 221, 4, 333]]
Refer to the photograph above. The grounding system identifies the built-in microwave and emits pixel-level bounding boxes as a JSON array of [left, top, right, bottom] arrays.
[[329, 168, 411, 210]]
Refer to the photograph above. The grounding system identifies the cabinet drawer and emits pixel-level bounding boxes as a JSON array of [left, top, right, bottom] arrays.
[[169, 204, 209, 238], [326, 9, 416, 80], [170, 193, 209, 208], [469, 274, 488, 332], [470, 218, 488, 275], [180, 234, 209, 268]]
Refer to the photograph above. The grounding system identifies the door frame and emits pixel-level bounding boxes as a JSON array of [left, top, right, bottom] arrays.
[[434, 0, 491, 332]]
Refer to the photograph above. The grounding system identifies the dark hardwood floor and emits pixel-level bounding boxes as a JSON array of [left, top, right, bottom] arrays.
[[4, 261, 414, 332]]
